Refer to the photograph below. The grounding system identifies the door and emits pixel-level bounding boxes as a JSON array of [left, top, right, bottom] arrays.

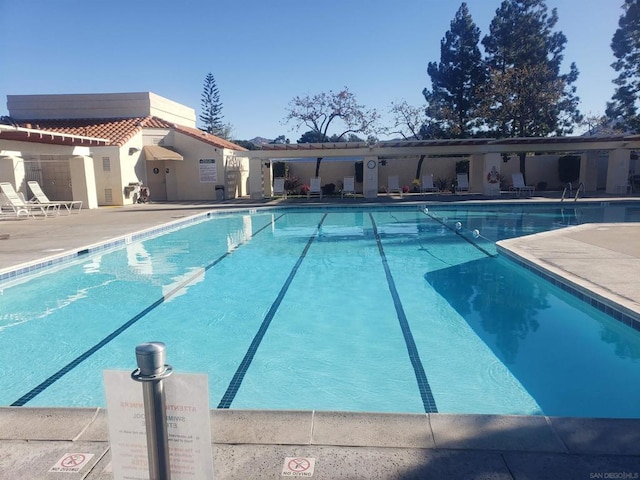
[[145, 161, 167, 201]]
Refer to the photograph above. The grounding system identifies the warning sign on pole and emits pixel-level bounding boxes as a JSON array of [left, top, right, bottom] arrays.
[[103, 370, 214, 480]]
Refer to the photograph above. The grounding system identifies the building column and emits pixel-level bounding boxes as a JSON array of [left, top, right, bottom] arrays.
[[248, 157, 264, 200], [579, 151, 599, 192], [605, 149, 630, 194], [363, 156, 378, 199], [0, 154, 26, 192], [70, 155, 98, 209], [484, 153, 502, 195]]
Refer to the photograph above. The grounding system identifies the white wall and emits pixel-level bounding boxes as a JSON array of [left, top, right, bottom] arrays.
[[170, 132, 225, 201], [92, 146, 124, 205], [7, 92, 196, 127]]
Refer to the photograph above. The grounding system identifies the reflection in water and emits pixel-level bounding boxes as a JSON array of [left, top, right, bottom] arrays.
[[425, 257, 549, 364], [600, 324, 640, 360], [227, 215, 253, 251]]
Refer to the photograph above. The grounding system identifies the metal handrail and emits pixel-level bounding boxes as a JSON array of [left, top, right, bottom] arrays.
[[560, 182, 572, 202], [574, 182, 585, 202]]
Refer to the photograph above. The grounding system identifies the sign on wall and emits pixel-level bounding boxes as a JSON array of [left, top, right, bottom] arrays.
[[199, 159, 218, 183]]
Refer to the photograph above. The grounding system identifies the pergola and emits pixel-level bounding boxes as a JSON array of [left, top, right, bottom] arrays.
[[242, 135, 640, 198]]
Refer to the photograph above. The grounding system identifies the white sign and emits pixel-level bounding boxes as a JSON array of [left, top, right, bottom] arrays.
[[103, 370, 214, 480], [199, 159, 218, 183], [282, 457, 316, 477], [49, 453, 95, 473]]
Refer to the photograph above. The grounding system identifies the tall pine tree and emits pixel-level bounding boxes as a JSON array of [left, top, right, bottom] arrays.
[[606, 0, 640, 133], [481, 0, 581, 178], [199, 73, 224, 136], [423, 3, 486, 139], [481, 0, 581, 138]]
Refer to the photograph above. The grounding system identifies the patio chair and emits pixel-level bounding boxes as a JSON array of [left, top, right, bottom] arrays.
[[387, 176, 402, 197], [28, 180, 82, 214], [341, 176, 356, 199], [272, 177, 287, 199], [420, 174, 437, 193], [511, 173, 535, 197], [308, 177, 322, 200], [455, 174, 469, 193], [0, 182, 57, 218]]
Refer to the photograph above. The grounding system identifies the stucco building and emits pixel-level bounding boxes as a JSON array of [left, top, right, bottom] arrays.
[[0, 92, 248, 208]]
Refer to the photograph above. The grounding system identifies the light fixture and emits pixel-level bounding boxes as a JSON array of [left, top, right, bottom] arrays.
[[129, 147, 140, 155]]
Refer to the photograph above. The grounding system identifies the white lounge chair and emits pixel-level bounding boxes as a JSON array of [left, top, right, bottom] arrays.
[[0, 182, 57, 218], [387, 176, 402, 197], [455, 174, 469, 193], [341, 176, 356, 198], [272, 177, 287, 199], [308, 177, 322, 200], [27, 181, 82, 214], [420, 174, 437, 193], [511, 173, 535, 197]]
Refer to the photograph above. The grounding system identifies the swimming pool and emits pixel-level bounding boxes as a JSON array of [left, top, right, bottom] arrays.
[[1, 202, 640, 417]]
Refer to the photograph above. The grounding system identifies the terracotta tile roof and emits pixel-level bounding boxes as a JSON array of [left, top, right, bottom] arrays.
[[172, 124, 247, 151], [17, 116, 165, 146], [15, 116, 246, 151]]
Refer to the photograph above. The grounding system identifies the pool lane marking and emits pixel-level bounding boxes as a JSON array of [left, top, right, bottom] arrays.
[[370, 213, 438, 413], [10, 215, 285, 407], [217, 214, 328, 409]]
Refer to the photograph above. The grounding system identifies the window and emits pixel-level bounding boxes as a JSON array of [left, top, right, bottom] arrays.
[[102, 157, 111, 172], [104, 188, 113, 204]]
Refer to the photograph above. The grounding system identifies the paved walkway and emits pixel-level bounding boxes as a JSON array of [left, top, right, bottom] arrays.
[[1, 196, 640, 479]]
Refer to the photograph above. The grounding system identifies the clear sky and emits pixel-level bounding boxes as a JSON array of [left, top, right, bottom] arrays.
[[0, 0, 623, 141]]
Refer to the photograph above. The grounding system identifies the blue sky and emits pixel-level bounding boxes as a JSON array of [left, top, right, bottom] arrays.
[[0, 0, 623, 141]]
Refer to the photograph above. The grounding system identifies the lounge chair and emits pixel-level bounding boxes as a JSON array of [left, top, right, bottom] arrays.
[[387, 176, 402, 197], [28, 180, 82, 214], [308, 177, 322, 200], [272, 177, 287, 199], [341, 176, 356, 199], [420, 174, 437, 193], [0, 182, 57, 218], [455, 173, 469, 193], [511, 173, 535, 197]]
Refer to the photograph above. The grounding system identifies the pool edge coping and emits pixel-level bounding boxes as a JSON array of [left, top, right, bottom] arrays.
[[2, 407, 640, 456]]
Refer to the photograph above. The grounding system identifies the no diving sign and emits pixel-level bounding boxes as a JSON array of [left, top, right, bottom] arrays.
[[49, 453, 94, 473], [282, 457, 316, 477]]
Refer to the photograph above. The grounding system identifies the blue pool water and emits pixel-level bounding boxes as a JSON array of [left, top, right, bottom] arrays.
[[1, 203, 640, 417]]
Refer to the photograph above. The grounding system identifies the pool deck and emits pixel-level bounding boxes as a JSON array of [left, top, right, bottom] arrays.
[[1, 194, 640, 479]]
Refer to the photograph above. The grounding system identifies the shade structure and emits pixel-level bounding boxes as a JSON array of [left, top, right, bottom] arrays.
[[142, 145, 183, 161]]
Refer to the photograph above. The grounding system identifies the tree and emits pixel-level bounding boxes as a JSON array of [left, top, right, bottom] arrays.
[[386, 101, 441, 180], [297, 130, 327, 144], [481, 0, 582, 180], [480, 63, 574, 138], [199, 73, 225, 136], [284, 87, 379, 176], [423, 2, 487, 139], [270, 135, 290, 144], [606, 0, 640, 133]]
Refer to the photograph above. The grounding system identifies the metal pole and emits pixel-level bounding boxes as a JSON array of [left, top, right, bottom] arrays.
[[131, 342, 173, 480]]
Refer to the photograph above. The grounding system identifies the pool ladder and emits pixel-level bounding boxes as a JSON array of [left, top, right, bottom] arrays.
[[561, 182, 584, 202]]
